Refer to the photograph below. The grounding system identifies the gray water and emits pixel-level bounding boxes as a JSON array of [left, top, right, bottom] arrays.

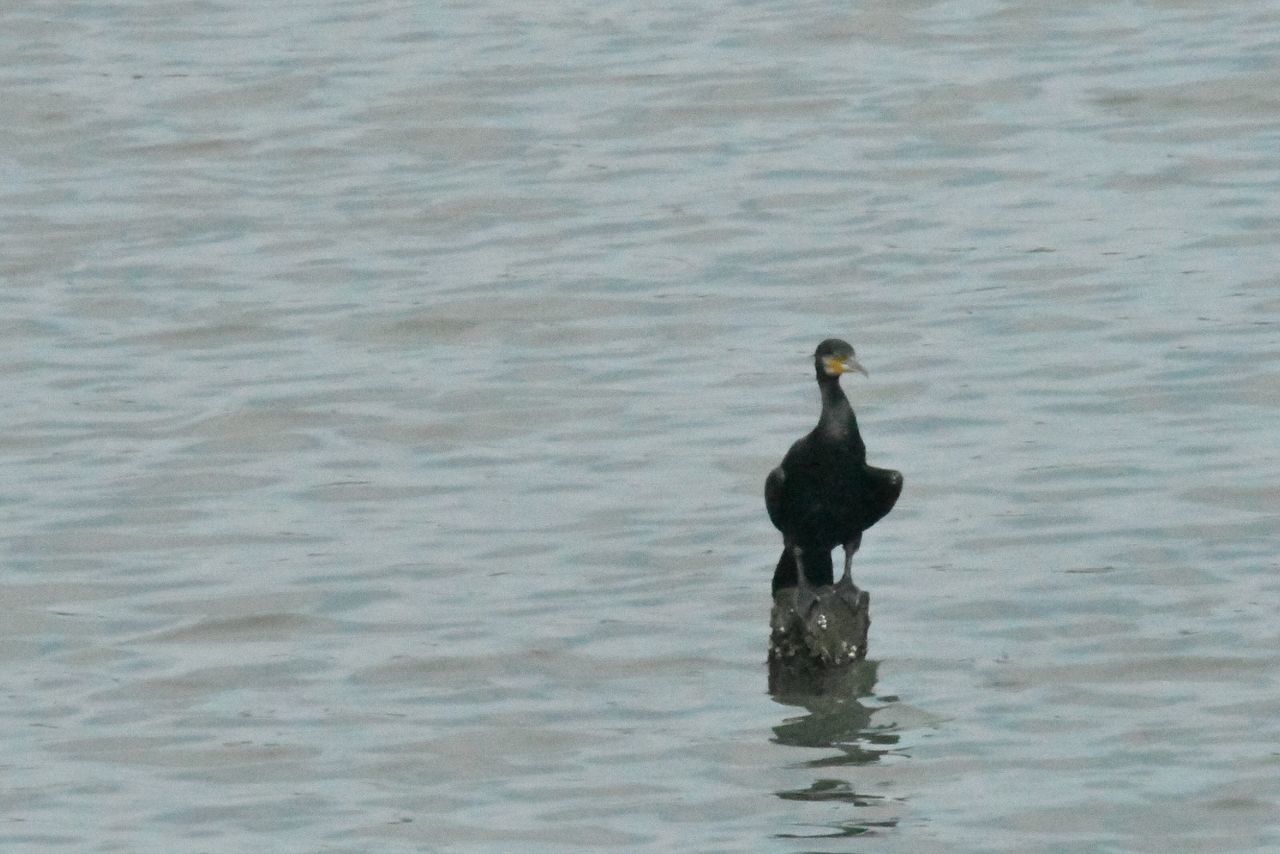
[[4, 1, 1279, 851]]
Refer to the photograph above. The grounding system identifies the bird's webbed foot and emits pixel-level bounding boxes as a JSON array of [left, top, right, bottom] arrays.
[[831, 582, 869, 623]]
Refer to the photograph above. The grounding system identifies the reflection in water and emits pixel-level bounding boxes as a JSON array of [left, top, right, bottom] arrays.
[[768, 659, 905, 838], [773, 816, 900, 841]]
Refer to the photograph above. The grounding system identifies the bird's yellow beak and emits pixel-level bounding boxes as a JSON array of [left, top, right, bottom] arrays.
[[825, 355, 869, 377], [844, 357, 869, 377]]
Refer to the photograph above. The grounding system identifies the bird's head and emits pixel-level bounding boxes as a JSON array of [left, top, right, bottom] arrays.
[[814, 338, 868, 378]]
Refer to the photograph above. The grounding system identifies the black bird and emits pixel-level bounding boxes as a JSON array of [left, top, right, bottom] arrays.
[[765, 339, 903, 596]]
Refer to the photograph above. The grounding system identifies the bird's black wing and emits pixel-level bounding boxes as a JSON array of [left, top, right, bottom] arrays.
[[764, 466, 787, 533], [861, 465, 904, 528]]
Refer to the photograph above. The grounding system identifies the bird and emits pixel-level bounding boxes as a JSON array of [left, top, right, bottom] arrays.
[[765, 338, 903, 599]]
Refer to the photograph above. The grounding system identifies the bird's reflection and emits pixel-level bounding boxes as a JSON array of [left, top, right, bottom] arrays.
[[768, 658, 903, 837]]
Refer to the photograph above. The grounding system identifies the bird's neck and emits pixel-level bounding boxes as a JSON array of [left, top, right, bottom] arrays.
[[817, 374, 865, 453]]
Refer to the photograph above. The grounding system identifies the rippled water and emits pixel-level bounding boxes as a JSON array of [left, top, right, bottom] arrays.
[[4, 1, 1279, 850]]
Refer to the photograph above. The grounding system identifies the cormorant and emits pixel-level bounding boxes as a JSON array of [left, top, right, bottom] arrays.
[[765, 339, 903, 596]]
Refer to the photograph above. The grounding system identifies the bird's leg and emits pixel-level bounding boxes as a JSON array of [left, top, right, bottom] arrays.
[[792, 543, 809, 593], [831, 534, 866, 634], [791, 543, 818, 616], [837, 533, 862, 589]]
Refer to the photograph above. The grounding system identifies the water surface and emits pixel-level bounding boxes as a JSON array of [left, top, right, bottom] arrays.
[[3, 1, 1279, 851]]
